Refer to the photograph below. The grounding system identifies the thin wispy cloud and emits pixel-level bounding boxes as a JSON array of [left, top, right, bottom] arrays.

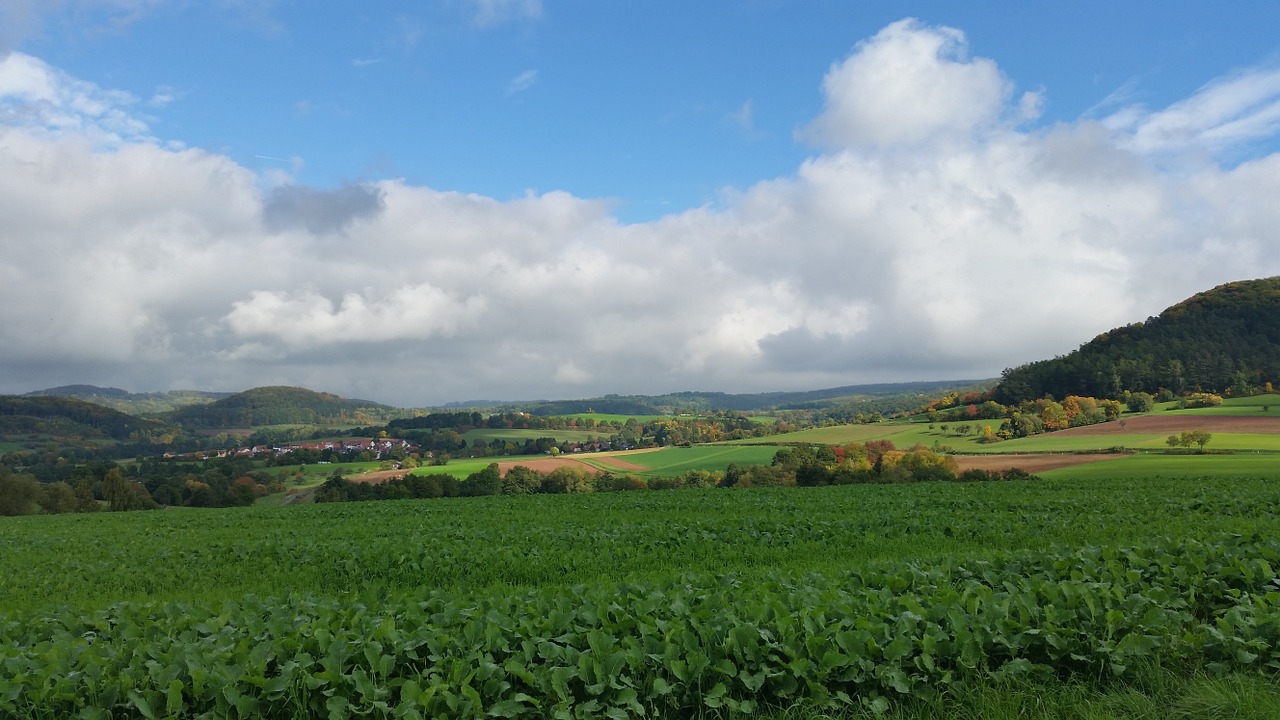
[[1113, 65, 1280, 158], [728, 99, 762, 140], [473, 0, 542, 27], [506, 69, 538, 95]]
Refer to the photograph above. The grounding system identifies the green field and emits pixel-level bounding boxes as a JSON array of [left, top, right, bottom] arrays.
[[561, 412, 667, 424], [5, 476, 1280, 718], [1040, 452, 1280, 480], [726, 422, 930, 446], [461, 427, 602, 445], [1164, 393, 1280, 415], [578, 445, 780, 476]]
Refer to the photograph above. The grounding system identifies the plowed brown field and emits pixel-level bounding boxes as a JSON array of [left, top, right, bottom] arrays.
[[951, 453, 1126, 473], [495, 457, 598, 475]]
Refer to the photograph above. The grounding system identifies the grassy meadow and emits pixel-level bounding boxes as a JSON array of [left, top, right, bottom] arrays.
[[461, 427, 602, 445]]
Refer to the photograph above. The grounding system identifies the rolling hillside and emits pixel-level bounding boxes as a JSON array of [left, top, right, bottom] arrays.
[[0, 395, 171, 440], [23, 385, 230, 415], [994, 277, 1280, 404], [166, 386, 398, 428]]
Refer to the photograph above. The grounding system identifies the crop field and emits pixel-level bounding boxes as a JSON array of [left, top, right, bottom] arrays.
[[724, 423, 922, 446], [1038, 453, 1280, 480], [461, 428, 602, 445], [562, 413, 667, 424], [5, 475, 1280, 718], [575, 445, 780, 477]]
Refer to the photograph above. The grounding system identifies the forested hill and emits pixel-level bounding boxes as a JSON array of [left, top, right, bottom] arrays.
[[0, 396, 168, 440], [23, 385, 229, 415], [994, 277, 1280, 404], [166, 386, 397, 428], [522, 380, 994, 416]]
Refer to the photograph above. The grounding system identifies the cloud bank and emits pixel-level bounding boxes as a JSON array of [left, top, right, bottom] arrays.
[[2, 20, 1280, 405]]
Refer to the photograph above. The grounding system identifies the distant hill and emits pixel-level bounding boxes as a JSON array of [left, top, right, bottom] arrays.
[[994, 277, 1280, 404], [521, 380, 994, 416], [167, 386, 398, 428], [24, 385, 230, 415], [0, 395, 170, 440]]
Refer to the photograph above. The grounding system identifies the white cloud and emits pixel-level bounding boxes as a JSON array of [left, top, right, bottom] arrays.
[[224, 285, 488, 349], [0, 51, 150, 145], [472, 0, 541, 27], [2, 20, 1280, 404], [800, 18, 1012, 150], [1109, 65, 1280, 158], [506, 69, 538, 95]]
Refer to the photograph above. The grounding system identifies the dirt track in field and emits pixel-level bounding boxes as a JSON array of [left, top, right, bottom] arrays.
[[951, 453, 1126, 473], [1052, 415, 1280, 436]]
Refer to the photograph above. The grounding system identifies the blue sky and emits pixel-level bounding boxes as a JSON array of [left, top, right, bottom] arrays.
[[2, 1, 1280, 405], [17, 1, 1278, 221]]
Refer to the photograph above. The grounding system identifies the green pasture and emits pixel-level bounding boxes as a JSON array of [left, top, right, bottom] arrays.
[[974, 431, 1280, 453], [725, 422, 930, 446], [1040, 452, 1280, 480], [1164, 393, 1280, 415], [577, 445, 780, 477], [561, 412, 666, 424], [273, 460, 384, 482], [405, 454, 553, 479], [461, 427, 601, 445]]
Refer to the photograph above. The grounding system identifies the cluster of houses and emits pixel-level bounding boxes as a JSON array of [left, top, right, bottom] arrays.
[[183, 437, 416, 461]]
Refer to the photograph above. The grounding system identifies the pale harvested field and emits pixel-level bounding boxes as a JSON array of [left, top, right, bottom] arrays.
[[349, 469, 409, 484], [1057, 415, 1280, 436], [495, 457, 597, 475], [586, 456, 650, 471], [951, 453, 1127, 473]]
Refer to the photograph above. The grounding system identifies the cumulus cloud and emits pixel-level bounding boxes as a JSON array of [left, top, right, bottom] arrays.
[[262, 183, 385, 234], [0, 51, 150, 144], [1, 18, 1279, 405]]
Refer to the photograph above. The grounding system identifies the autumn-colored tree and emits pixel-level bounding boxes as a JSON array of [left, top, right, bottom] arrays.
[[1041, 401, 1068, 431]]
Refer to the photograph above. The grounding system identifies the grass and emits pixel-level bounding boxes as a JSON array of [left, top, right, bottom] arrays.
[[577, 445, 781, 476], [1039, 452, 1280, 480], [561, 412, 668, 424], [461, 427, 602, 444]]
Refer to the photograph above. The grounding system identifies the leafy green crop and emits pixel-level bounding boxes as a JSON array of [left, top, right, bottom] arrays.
[[3, 476, 1280, 718], [2, 535, 1279, 718]]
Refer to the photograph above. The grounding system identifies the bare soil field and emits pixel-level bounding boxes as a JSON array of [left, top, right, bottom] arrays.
[[952, 453, 1126, 473], [588, 456, 651, 472], [495, 457, 598, 475], [1057, 415, 1280, 436], [349, 469, 409, 484]]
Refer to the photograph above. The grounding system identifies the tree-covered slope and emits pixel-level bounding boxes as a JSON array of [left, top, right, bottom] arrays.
[[23, 385, 230, 415], [994, 277, 1280, 404], [0, 395, 170, 440], [519, 380, 994, 416], [166, 386, 396, 428]]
